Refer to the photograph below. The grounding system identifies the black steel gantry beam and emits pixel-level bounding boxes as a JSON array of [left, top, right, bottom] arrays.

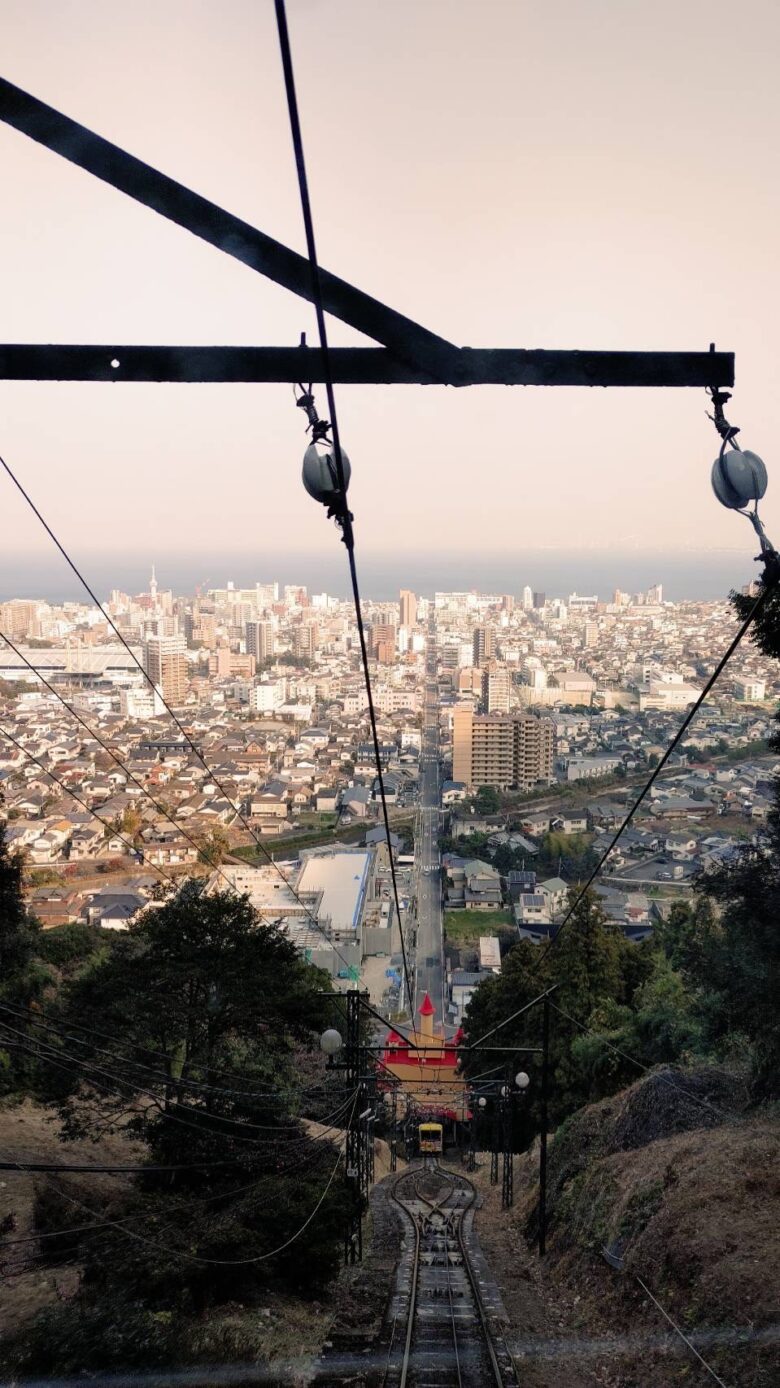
[[0, 343, 734, 387], [0, 76, 460, 383], [0, 77, 734, 390]]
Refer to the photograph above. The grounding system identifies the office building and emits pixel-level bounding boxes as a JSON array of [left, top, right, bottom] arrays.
[[532, 591, 546, 610], [521, 585, 533, 611], [452, 707, 554, 791], [142, 633, 188, 704]]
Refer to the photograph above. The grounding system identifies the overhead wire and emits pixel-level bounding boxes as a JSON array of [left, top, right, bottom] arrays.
[[273, 0, 417, 1028], [0, 721, 183, 891], [0, 450, 358, 975], [533, 561, 780, 970], [0, 1090, 357, 1269], [0, 1017, 357, 1143], [549, 1000, 735, 1124], [0, 627, 286, 911], [0, 998, 335, 1103], [0, 1097, 357, 1272], [0, 1000, 320, 1106]]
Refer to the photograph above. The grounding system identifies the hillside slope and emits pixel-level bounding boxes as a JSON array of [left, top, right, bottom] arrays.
[[471, 1068, 778, 1387]]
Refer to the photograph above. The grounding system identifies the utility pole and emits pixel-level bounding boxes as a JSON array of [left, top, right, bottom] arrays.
[[501, 1069, 514, 1210], [343, 988, 364, 1265], [539, 996, 551, 1256], [490, 1096, 500, 1186], [389, 1085, 398, 1173]]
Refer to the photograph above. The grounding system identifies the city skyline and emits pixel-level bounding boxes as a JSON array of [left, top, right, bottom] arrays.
[[0, 547, 763, 608]]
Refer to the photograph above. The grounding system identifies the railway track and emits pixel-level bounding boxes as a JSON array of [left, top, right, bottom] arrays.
[[383, 1162, 518, 1388]]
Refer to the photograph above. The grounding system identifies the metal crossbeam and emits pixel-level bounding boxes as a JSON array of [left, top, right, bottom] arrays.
[[0, 77, 734, 390], [0, 343, 734, 387], [0, 76, 459, 382]]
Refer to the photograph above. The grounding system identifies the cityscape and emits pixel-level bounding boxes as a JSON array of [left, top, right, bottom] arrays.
[[2, 3, 779, 1379], [1, 570, 773, 1025]]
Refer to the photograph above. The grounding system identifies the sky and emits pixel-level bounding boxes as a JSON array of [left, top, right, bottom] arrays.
[[2, 0, 780, 600]]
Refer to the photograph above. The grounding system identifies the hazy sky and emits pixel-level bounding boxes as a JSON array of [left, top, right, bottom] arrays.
[[2, 0, 780, 596]]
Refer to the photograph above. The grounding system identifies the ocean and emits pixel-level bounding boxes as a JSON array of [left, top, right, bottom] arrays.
[[0, 547, 761, 606]]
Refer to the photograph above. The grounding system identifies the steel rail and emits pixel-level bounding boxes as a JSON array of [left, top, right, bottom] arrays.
[[390, 1163, 512, 1388], [450, 1170, 507, 1388]]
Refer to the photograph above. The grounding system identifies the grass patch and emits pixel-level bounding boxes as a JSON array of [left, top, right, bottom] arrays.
[[443, 908, 514, 942]]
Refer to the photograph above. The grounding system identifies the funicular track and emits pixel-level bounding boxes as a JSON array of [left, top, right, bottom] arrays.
[[384, 1162, 518, 1388]]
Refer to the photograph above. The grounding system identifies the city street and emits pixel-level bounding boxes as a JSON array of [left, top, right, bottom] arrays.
[[411, 622, 447, 1026]]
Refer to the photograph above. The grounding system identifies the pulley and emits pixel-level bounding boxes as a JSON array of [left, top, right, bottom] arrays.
[[711, 449, 767, 511], [302, 440, 351, 508]]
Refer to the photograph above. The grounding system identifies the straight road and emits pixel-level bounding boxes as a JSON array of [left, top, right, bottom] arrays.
[[412, 620, 447, 1026]]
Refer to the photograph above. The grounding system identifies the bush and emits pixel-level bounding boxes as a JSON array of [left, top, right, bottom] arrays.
[[2, 1301, 177, 1376]]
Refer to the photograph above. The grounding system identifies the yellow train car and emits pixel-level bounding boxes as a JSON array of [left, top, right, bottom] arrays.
[[419, 1122, 443, 1154]]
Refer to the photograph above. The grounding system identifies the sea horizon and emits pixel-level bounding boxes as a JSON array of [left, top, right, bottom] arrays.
[[0, 546, 761, 608]]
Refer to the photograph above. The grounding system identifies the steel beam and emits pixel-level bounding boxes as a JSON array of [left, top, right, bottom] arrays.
[[0, 343, 734, 387], [0, 77, 459, 382]]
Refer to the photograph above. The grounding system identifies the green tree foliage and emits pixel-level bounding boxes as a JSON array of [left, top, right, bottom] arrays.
[[196, 824, 231, 866], [49, 883, 332, 1127], [472, 785, 500, 815], [535, 831, 598, 881], [462, 889, 652, 1128], [0, 811, 47, 1093], [11, 883, 350, 1363]]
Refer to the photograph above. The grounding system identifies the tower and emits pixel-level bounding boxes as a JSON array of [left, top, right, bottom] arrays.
[[149, 564, 158, 605]]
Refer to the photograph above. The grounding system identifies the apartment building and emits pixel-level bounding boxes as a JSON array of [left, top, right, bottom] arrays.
[[142, 633, 188, 704], [482, 662, 511, 713], [472, 625, 496, 667], [245, 619, 275, 663], [453, 706, 554, 790]]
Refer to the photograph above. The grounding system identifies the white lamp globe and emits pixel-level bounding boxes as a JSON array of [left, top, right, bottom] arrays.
[[515, 1071, 531, 1090], [478, 1096, 488, 1109], [319, 1028, 343, 1057]]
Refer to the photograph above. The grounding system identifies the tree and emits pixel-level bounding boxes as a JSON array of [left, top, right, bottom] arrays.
[[120, 804, 143, 841], [196, 824, 230, 867], [53, 883, 332, 1123], [0, 810, 47, 1093], [35, 884, 349, 1323], [462, 890, 641, 1127], [472, 785, 500, 815]]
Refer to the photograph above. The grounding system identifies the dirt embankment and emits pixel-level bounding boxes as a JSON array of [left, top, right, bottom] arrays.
[[468, 1068, 779, 1388]]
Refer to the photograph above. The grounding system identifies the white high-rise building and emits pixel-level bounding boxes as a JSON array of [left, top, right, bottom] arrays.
[[522, 585, 533, 611]]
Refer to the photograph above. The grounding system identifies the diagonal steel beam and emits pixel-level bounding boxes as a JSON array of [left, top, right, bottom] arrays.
[[0, 343, 734, 386], [0, 76, 461, 381]]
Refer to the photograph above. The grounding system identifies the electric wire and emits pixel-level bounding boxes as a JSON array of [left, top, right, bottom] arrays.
[[0, 1019, 357, 1144], [1, 1091, 357, 1269], [273, 0, 416, 1027], [0, 996, 335, 1100], [548, 1000, 734, 1124], [0, 627, 281, 910], [0, 1092, 358, 1256], [0, 1000, 325, 1107], [0, 721, 183, 890], [533, 563, 780, 969], [0, 450, 356, 974], [634, 1275, 729, 1386]]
